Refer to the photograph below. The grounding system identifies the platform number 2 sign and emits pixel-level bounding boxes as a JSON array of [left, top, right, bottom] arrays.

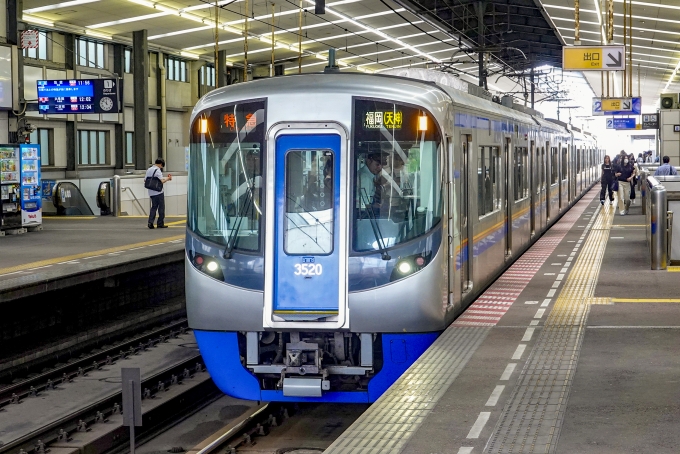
[[606, 119, 614, 129]]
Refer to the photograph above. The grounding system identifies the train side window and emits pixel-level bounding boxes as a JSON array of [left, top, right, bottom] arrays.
[[478, 145, 500, 217], [522, 147, 529, 198], [561, 148, 568, 180], [550, 147, 558, 185], [514, 146, 528, 202]]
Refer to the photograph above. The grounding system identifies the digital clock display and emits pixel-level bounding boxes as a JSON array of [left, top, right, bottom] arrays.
[[37, 79, 120, 114]]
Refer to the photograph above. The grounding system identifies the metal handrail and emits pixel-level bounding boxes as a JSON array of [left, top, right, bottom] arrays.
[[669, 211, 674, 265], [122, 186, 148, 216]]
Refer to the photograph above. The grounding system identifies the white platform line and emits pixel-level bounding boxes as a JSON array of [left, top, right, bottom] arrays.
[[485, 385, 505, 406], [458, 448, 474, 454], [466, 412, 491, 438], [511, 344, 526, 360], [547, 289, 556, 297], [542, 299, 551, 307], [535, 309, 546, 319], [500, 363, 516, 380], [522, 327, 535, 341]]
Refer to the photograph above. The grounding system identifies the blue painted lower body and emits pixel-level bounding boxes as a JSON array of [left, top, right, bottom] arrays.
[[194, 329, 439, 403]]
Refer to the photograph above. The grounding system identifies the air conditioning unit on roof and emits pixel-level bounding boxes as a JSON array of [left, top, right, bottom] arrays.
[[660, 93, 679, 109]]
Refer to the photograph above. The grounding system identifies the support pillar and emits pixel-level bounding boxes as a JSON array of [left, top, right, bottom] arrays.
[[157, 52, 166, 162], [530, 68, 535, 110], [132, 30, 149, 170], [217, 50, 227, 88], [113, 43, 125, 170], [476, 1, 486, 89], [64, 33, 77, 172]]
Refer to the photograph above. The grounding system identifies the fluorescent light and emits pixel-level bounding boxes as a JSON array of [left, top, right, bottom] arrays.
[[180, 51, 200, 60], [85, 30, 112, 40], [23, 14, 54, 27], [25, 0, 102, 14], [87, 12, 169, 28]]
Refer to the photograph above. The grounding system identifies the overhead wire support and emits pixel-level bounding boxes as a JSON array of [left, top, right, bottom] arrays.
[[243, 0, 249, 81], [271, 2, 275, 77], [214, 0, 219, 86], [298, 0, 302, 73]]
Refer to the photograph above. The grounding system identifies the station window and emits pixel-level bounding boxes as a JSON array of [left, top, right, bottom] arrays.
[[124, 49, 132, 73], [29, 128, 52, 167], [125, 132, 134, 165], [478, 146, 500, 217], [165, 56, 187, 82], [561, 148, 568, 180], [77, 38, 105, 69], [78, 130, 107, 165], [550, 147, 558, 185], [23, 31, 48, 60], [514, 147, 528, 201]]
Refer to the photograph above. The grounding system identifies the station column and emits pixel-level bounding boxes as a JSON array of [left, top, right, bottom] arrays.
[[113, 44, 125, 170], [217, 50, 228, 87], [132, 30, 150, 170], [64, 33, 77, 173]]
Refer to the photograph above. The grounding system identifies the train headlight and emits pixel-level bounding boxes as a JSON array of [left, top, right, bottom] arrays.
[[397, 261, 412, 274], [206, 261, 219, 272]]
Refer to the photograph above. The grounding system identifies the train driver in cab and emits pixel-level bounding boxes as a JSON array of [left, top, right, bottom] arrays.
[[357, 152, 389, 216]]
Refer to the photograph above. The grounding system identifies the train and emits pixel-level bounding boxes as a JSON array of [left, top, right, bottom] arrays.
[[185, 68, 602, 403]]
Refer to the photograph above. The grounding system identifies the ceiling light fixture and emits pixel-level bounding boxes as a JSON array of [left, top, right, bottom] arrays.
[[25, 0, 102, 14], [22, 14, 55, 27], [85, 29, 112, 40]]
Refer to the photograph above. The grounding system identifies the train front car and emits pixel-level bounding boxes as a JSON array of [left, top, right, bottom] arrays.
[[186, 74, 450, 403]]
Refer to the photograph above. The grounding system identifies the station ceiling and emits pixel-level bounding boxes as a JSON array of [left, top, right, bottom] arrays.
[[22, 0, 680, 114]]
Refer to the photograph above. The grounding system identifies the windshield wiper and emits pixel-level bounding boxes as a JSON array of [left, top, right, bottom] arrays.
[[360, 188, 391, 261], [223, 186, 256, 259]]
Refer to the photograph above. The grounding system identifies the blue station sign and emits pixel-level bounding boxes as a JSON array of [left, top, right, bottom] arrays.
[[592, 97, 641, 116], [606, 118, 637, 130], [37, 79, 120, 114]]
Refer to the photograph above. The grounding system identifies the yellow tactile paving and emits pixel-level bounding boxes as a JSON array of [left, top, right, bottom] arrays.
[[0, 235, 184, 275]]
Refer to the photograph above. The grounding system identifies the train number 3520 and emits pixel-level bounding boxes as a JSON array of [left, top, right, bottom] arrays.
[[294, 263, 323, 276]]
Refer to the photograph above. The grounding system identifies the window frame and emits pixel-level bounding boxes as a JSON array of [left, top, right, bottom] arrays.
[[29, 128, 53, 167], [78, 129, 108, 166], [478, 145, 501, 218], [76, 38, 106, 69]]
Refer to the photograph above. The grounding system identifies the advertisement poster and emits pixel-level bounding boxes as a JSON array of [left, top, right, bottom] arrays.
[[20, 143, 42, 225]]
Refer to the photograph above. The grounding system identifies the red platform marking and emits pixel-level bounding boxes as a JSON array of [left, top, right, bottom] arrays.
[[453, 192, 595, 326]]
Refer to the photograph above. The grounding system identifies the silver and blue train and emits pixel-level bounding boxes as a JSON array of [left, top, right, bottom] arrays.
[[186, 69, 601, 403]]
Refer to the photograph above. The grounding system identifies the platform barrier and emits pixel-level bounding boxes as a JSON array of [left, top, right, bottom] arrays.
[[646, 176, 680, 269]]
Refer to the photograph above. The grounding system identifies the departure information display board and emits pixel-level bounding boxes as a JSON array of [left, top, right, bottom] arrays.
[[37, 79, 120, 114]]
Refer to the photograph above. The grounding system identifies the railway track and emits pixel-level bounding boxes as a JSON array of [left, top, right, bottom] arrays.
[[0, 319, 190, 410]]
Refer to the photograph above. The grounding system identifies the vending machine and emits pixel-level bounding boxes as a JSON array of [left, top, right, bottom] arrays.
[[0, 144, 22, 230], [20, 144, 42, 227]]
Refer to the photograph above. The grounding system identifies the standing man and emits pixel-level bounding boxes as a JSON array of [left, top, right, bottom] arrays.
[[146, 158, 172, 229], [654, 156, 678, 176]]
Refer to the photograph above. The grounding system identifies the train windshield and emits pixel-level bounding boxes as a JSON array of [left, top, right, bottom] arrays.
[[189, 100, 266, 252], [352, 99, 442, 252]]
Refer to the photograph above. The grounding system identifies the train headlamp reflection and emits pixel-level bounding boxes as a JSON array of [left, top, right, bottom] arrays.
[[206, 261, 219, 272], [397, 261, 412, 274], [199, 118, 208, 134]]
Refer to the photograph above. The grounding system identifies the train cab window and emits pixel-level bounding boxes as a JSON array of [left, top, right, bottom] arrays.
[[189, 99, 266, 253], [550, 147, 558, 185], [478, 146, 500, 216], [284, 149, 334, 255], [561, 148, 568, 180], [352, 99, 442, 252]]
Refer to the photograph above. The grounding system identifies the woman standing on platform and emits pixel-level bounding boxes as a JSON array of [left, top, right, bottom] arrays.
[[614, 152, 635, 215], [600, 155, 615, 206]]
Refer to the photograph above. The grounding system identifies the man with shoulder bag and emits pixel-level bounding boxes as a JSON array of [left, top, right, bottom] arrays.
[[145, 158, 172, 229]]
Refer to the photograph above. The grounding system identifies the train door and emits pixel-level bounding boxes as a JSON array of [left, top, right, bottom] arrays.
[[530, 140, 536, 236], [504, 138, 512, 258], [264, 125, 348, 329], [544, 144, 550, 223], [557, 142, 563, 210], [446, 136, 455, 306], [461, 134, 472, 293]]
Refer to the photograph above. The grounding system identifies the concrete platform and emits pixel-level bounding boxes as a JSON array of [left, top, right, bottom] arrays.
[[0, 216, 186, 300], [326, 189, 680, 454]]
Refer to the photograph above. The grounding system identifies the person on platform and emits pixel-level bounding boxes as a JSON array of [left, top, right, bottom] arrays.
[[629, 153, 639, 204], [146, 158, 172, 229], [600, 155, 615, 206], [654, 156, 678, 176], [614, 152, 634, 215]]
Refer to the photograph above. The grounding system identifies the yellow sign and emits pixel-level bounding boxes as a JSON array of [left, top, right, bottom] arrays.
[[602, 98, 632, 111], [563, 46, 625, 71]]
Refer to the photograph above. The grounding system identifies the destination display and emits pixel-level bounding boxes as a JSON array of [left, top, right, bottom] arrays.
[[37, 79, 120, 114]]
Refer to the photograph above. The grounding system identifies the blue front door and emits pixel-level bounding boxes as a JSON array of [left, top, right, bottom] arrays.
[[273, 134, 342, 315]]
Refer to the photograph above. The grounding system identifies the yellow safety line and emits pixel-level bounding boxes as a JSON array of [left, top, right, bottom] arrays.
[[44, 216, 97, 220], [611, 224, 646, 227], [611, 298, 680, 303], [667, 266, 680, 272], [0, 235, 184, 275], [164, 219, 187, 226], [123, 215, 187, 219]]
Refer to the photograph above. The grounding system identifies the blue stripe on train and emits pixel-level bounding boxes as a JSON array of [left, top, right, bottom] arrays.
[[194, 330, 439, 403]]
